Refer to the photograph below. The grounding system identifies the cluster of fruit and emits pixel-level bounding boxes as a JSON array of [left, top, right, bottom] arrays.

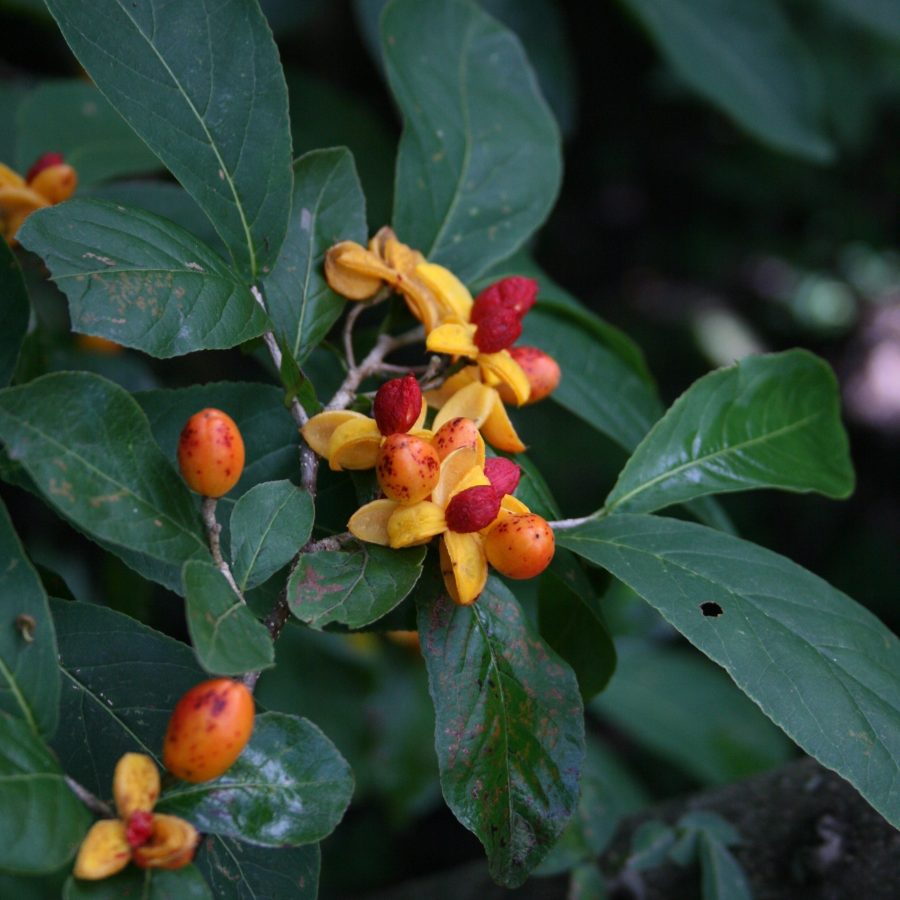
[[0, 152, 77, 245]]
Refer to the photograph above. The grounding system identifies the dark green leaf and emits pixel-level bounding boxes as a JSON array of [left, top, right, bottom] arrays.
[[15, 81, 161, 185], [158, 712, 354, 848], [0, 868, 68, 900], [618, 0, 834, 161], [383, 0, 562, 281], [230, 481, 314, 592], [569, 864, 608, 900], [264, 149, 366, 365], [559, 514, 900, 829], [0, 498, 60, 738], [0, 711, 89, 874], [18, 201, 270, 358], [0, 373, 208, 591], [592, 640, 793, 785], [823, 0, 900, 43], [627, 820, 677, 871], [288, 542, 425, 630], [64, 865, 212, 899], [44, 0, 293, 278], [416, 578, 585, 887], [51, 599, 206, 797], [605, 351, 854, 515], [195, 836, 319, 900], [182, 560, 274, 676], [679, 811, 741, 847], [0, 240, 29, 387], [699, 834, 753, 900]]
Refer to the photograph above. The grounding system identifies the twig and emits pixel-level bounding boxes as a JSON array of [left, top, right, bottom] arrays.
[[201, 497, 243, 596], [342, 301, 367, 370], [66, 776, 114, 818]]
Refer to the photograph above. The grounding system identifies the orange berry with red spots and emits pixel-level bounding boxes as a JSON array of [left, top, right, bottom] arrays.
[[163, 678, 254, 783], [484, 513, 555, 579], [376, 434, 440, 504], [498, 346, 561, 405], [433, 417, 480, 461], [177, 408, 245, 497]]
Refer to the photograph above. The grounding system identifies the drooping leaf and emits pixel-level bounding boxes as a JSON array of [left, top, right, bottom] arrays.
[[264, 149, 366, 365], [15, 81, 161, 186], [230, 481, 314, 592], [383, 0, 562, 282], [158, 712, 354, 848], [618, 0, 834, 161], [699, 834, 753, 900], [63, 864, 213, 899], [417, 578, 585, 887], [182, 560, 274, 676], [0, 240, 29, 387], [288, 542, 426, 630], [591, 640, 794, 784], [604, 351, 854, 515], [0, 373, 208, 592], [0, 711, 90, 875], [43, 0, 293, 278], [195, 836, 319, 900], [50, 599, 206, 797], [18, 201, 271, 358], [558, 514, 900, 829], [0, 499, 60, 739]]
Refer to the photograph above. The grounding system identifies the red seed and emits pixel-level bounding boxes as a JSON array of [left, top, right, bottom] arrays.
[[445, 485, 501, 533], [25, 151, 65, 182], [471, 276, 538, 324], [373, 374, 422, 435], [126, 811, 155, 849], [473, 309, 522, 353], [484, 457, 520, 497]]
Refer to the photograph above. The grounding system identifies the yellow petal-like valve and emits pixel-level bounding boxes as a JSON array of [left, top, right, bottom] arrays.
[[301, 410, 369, 459], [415, 262, 474, 322], [426, 322, 479, 358], [348, 499, 398, 545], [328, 417, 383, 471], [479, 351, 531, 406], [432, 382, 495, 433], [432, 446, 481, 509], [425, 366, 481, 411], [387, 501, 446, 548], [113, 753, 160, 819], [325, 242, 391, 300], [0, 163, 26, 189], [73, 820, 132, 880], [442, 532, 488, 606], [132, 814, 199, 870], [480, 393, 526, 453]]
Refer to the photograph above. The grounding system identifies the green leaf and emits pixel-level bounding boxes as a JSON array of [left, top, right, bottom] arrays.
[[288, 542, 426, 630], [158, 711, 354, 848], [416, 578, 585, 887], [823, 0, 900, 44], [383, 0, 562, 282], [51, 599, 206, 796], [264, 149, 366, 366], [618, 0, 834, 161], [605, 351, 854, 515], [63, 865, 213, 899], [558, 514, 900, 829], [520, 306, 663, 452], [182, 560, 274, 676], [18, 201, 271, 358], [195, 837, 319, 900], [0, 711, 90, 874], [627, 820, 677, 871], [591, 640, 793, 784], [15, 81, 161, 186], [0, 240, 29, 387], [569, 864, 608, 900], [699, 834, 753, 900], [0, 373, 208, 591], [0, 499, 60, 739], [230, 481, 314, 592], [43, 0, 293, 279]]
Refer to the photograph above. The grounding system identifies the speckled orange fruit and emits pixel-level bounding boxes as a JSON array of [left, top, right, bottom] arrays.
[[163, 678, 254, 783], [376, 433, 440, 504], [432, 417, 480, 461], [177, 408, 245, 497], [484, 513, 555, 579], [497, 346, 561, 405]]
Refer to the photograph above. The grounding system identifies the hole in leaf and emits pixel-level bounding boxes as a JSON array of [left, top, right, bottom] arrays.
[[700, 601, 723, 617]]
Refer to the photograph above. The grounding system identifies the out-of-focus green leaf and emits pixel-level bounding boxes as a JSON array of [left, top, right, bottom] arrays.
[[195, 837, 320, 900], [383, 0, 561, 281], [0, 711, 89, 874], [416, 578, 584, 887], [158, 712, 353, 848], [264, 149, 365, 366], [0, 373, 208, 592], [0, 499, 59, 738], [569, 864, 608, 900], [0, 240, 29, 387], [592, 640, 794, 784], [230, 481, 314, 592], [18, 201, 270, 358], [618, 0, 834, 161], [15, 82, 161, 185], [0, 83, 29, 162], [50, 598, 206, 797], [699, 833, 753, 900], [63, 865, 212, 899], [627, 820, 677, 871], [44, 0, 293, 279], [289, 542, 425, 630], [823, 0, 900, 43], [605, 351, 854, 515], [559, 514, 900, 829], [182, 560, 274, 676]]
